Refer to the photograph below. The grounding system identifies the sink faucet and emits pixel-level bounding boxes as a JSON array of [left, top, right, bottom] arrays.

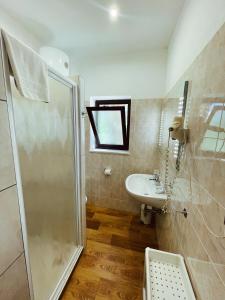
[[153, 174, 161, 186], [154, 174, 159, 181]]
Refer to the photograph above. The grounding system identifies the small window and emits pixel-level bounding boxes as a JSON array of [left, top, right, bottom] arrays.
[[86, 98, 131, 151]]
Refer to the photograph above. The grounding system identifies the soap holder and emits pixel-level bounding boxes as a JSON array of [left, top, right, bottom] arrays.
[[143, 247, 196, 300]]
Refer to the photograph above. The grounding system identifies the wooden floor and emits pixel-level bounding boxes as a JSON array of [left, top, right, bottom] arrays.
[[61, 205, 158, 300]]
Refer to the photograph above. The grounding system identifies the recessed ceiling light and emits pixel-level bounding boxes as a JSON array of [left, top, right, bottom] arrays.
[[110, 7, 119, 20]]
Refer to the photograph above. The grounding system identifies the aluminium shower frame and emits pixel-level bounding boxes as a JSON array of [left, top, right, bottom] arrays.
[[1, 38, 85, 300]]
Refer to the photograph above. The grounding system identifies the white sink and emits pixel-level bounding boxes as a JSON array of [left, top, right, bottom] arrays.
[[125, 174, 167, 208]]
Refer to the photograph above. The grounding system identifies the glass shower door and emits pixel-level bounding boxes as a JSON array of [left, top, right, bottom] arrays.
[[10, 73, 80, 300]]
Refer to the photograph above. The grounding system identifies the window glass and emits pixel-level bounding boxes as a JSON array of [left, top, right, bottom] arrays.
[[94, 110, 123, 145]]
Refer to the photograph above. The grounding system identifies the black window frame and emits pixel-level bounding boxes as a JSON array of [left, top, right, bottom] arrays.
[[86, 99, 131, 151]]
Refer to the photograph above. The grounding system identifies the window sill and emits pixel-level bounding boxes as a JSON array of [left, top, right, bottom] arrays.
[[89, 148, 130, 155]]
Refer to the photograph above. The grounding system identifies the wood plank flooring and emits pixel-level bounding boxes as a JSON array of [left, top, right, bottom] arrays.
[[61, 205, 158, 300]]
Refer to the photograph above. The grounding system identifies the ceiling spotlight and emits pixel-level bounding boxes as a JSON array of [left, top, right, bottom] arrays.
[[110, 7, 119, 20]]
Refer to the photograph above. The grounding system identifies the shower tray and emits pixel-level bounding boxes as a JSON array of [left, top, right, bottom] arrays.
[[143, 248, 196, 300]]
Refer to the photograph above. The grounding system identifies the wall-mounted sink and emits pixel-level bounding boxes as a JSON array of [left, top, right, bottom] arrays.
[[125, 174, 167, 208]]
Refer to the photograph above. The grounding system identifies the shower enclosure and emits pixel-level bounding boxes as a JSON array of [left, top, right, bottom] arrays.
[[3, 49, 85, 299]]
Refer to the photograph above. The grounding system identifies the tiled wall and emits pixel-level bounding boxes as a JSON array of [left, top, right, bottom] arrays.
[[157, 23, 225, 299], [85, 99, 162, 213], [0, 40, 30, 299]]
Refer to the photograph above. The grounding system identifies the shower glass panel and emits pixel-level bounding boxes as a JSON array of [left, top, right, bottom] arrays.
[[10, 74, 78, 300]]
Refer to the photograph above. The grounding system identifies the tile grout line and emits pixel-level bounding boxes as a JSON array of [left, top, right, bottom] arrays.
[[0, 251, 24, 278], [0, 183, 16, 193]]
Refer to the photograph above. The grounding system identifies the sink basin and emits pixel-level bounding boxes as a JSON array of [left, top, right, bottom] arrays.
[[125, 174, 167, 208]]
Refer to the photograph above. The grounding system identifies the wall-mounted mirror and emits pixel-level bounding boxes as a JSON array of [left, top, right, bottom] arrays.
[[175, 80, 189, 171]]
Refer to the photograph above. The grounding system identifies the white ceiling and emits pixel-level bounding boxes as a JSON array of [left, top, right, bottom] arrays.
[[0, 0, 185, 58]]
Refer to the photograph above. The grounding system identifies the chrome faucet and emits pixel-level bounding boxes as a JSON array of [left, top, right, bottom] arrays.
[[154, 174, 160, 185]]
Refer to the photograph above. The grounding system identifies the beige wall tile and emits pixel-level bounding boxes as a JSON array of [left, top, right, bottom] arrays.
[[0, 254, 30, 300], [187, 257, 225, 300], [0, 186, 23, 275], [0, 101, 16, 190]]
